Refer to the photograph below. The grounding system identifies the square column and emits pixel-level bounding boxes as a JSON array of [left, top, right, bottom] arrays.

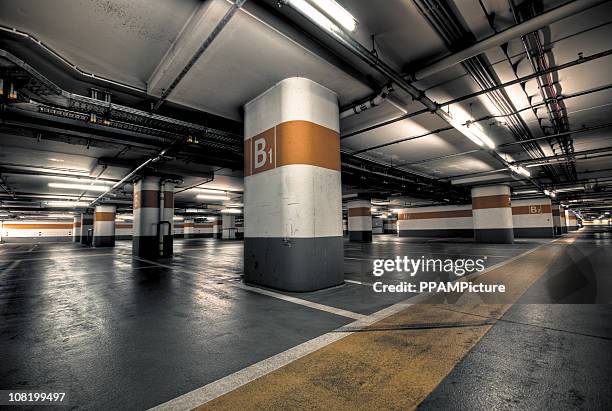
[[213, 217, 222, 239], [472, 185, 513, 243], [348, 199, 372, 242], [133, 176, 174, 258], [93, 204, 116, 247], [80, 212, 93, 246], [243, 77, 343, 292], [72, 216, 81, 242], [222, 214, 236, 239]]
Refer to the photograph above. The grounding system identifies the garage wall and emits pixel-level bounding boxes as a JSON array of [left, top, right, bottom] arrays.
[[511, 198, 554, 238], [0, 220, 74, 242], [398, 205, 473, 238]]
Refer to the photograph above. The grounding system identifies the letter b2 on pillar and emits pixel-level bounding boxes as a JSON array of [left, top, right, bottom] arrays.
[[243, 77, 344, 292]]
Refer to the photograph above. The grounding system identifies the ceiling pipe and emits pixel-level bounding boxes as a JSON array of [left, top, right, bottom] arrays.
[[282, 0, 547, 191], [152, 0, 247, 111], [341, 48, 612, 140], [340, 84, 394, 119], [0, 25, 146, 94], [410, 0, 608, 81]]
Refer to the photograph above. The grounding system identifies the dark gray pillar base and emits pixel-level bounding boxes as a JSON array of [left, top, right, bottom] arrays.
[[244, 236, 344, 292], [562, 227, 568, 233], [80, 234, 92, 246], [474, 228, 514, 243], [93, 235, 116, 247], [133, 235, 173, 258], [173, 233, 184, 238], [116, 235, 132, 240], [73, 236, 81, 242], [514, 227, 554, 238], [194, 233, 213, 238], [399, 229, 473, 238], [349, 231, 372, 242]]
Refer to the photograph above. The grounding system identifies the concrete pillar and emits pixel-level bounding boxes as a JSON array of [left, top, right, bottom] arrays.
[[566, 209, 578, 231], [161, 181, 174, 254], [80, 212, 93, 246], [560, 207, 568, 233], [384, 216, 397, 234], [72, 215, 81, 242], [242, 77, 343, 292], [133, 176, 174, 258], [343, 217, 348, 236], [348, 199, 372, 242], [222, 214, 235, 240], [372, 217, 384, 234], [472, 185, 513, 243], [552, 204, 563, 235], [511, 198, 554, 238], [213, 217, 222, 239], [183, 219, 194, 238], [236, 218, 244, 239], [93, 204, 116, 247]]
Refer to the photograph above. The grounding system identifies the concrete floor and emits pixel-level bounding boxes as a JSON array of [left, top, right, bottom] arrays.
[[1, 228, 610, 409]]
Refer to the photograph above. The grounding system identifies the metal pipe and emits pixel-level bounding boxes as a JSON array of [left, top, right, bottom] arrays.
[[341, 48, 612, 140], [152, 0, 247, 111], [411, 0, 607, 80], [0, 25, 146, 94], [340, 84, 393, 119]]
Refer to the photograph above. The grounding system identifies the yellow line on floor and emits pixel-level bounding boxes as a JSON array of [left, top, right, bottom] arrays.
[[194, 239, 575, 410]]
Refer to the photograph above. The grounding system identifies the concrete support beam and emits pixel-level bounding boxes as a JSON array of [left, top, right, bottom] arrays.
[[511, 198, 554, 238], [72, 215, 81, 242], [243, 77, 343, 292], [222, 215, 236, 240], [133, 176, 174, 258], [80, 212, 93, 246], [348, 199, 372, 242], [184, 219, 195, 238], [213, 217, 222, 239], [472, 185, 513, 243], [93, 204, 116, 247]]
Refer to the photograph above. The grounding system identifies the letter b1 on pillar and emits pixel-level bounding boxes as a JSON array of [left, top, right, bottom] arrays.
[[243, 77, 344, 292]]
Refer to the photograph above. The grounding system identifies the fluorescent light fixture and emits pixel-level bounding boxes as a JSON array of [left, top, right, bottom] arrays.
[[192, 188, 229, 194], [442, 111, 495, 149], [309, 0, 357, 31], [47, 201, 89, 207], [371, 207, 378, 212], [49, 176, 116, 185], [173, 216, 184, 221], [46, 213, 75, 218], [226, 203, 244, 208], [49, 182, 109, 192], [508, 165, 530, 177], [513, 189, 539, 195], [543, 189, 556, 198], [220, 208, 242, 214], [287, 0, 338, 32], [48, 158, 65, 162], [196, 194, 231, 201]]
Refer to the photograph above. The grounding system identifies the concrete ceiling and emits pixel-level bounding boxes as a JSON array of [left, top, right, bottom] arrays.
[[1, 0, 611, 215]]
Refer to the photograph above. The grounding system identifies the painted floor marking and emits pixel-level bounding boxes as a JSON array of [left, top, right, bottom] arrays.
[[149, 239, 559, 411]]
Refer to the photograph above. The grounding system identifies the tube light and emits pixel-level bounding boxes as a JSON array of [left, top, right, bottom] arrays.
[[196, 194, 231, 201], [442, 111, 496, 149], [309, 0, 357, 31], [173, 216, 184, 221], [508, 165, 530, 177], [49, 182, 109, 192], [220, 208, 242, 214], [47, 201, 89, 207], [287, 0, 338, 32]]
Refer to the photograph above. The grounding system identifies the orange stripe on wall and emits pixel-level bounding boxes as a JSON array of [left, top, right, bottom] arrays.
[[348, 207, 371, 217], [3, 224, 73, 229], [472, 194, 510, 210], [512, 204, 552, 215], [95, 212, 115, 221], [116, 224, 133, 229], [399, 210, 472, 220], [245, 120, 340, 176]]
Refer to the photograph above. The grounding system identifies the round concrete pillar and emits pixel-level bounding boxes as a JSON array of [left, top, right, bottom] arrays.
[[348, 199, 372, 242], [243, 77, 343, 292], [72, 215, 81, 242], [93, 204, 116, 247]]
